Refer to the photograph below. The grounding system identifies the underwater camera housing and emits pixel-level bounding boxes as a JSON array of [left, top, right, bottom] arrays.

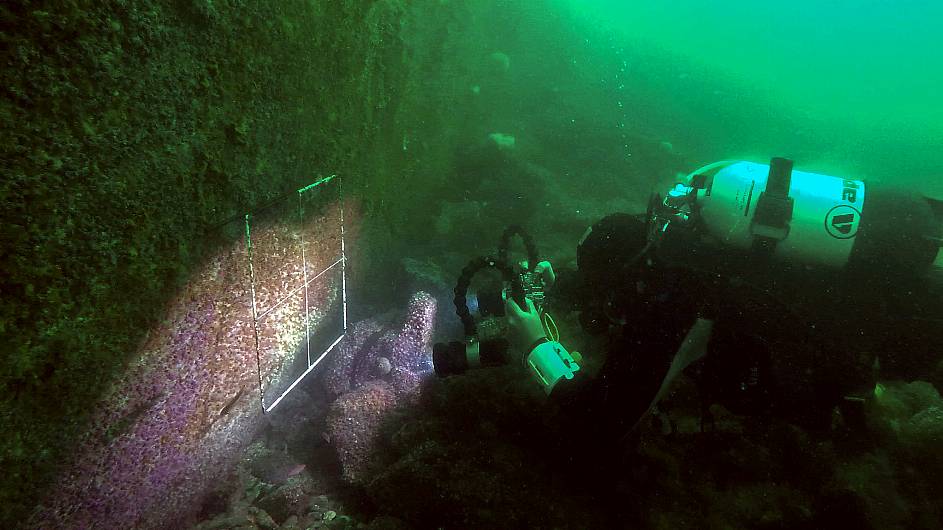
[[432, 226, 548, 377]]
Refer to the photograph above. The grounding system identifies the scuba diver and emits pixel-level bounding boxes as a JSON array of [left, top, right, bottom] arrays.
[[437, 157, 943, 445], [517, 157, 943, 436]]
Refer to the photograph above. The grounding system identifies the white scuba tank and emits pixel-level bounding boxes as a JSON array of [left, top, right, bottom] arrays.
[[663, 158, 942, 280], [695, 160, 865, 268]]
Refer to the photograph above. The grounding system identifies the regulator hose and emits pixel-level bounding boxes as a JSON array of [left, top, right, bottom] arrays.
[[682, 160, 736, 182]]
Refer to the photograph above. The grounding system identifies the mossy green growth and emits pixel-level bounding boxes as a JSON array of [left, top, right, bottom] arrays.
[[0, 0, 469, 524]]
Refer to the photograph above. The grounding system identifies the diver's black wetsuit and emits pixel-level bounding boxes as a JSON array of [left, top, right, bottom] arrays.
[[548, 213, 882, 449], [546, 214, 704, 446]]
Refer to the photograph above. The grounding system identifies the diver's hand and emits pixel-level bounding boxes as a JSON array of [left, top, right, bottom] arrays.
[[534, 261, 556, 287], [505, 296, 546, 350]]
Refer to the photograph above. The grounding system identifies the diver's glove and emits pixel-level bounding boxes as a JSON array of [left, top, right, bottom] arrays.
[[505, 296, 547, 348], [533, 260, 556, 287], [506, 296, 581, 395]]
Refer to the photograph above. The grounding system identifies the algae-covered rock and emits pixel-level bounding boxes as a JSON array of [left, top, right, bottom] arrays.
[[400, 257, 448, 292], [833, 452, 911, 529], [902, 406, 943, 469], [873, 381, 942, 419], [367, 515, 412, 530], [868, 380, 943, 467], [364, 368, 604, 529], [248, 506, 279, 530], [245, 442, 301, 486], [255, 475, 317, 525]]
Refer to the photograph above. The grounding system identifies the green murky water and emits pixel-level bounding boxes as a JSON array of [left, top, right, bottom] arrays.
[[494, 0, 943, 193]]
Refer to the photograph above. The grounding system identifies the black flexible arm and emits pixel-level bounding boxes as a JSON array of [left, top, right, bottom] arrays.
[[453, 257, 523, 337], [498, 225, 539, 271]]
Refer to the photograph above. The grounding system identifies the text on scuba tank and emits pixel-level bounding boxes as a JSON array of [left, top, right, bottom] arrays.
[[842, 180, 859, 203], [825, 179, 864, 239]]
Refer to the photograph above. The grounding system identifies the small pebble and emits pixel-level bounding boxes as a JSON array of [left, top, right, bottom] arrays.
[[376, 357, 392, 375]]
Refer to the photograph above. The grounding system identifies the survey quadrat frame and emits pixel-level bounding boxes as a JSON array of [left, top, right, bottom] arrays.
[[244, 174, 348, 413]]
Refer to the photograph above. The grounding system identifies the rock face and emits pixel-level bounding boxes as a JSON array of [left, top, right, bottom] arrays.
[[325, 381, 400, 483], [324, 318, 387, 397], [2, 0, 460, 525], [324, 291, 436, 399], [323, 291, 437, 483], [30, 204, 349, 530], [364, 367, 604, 529]]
